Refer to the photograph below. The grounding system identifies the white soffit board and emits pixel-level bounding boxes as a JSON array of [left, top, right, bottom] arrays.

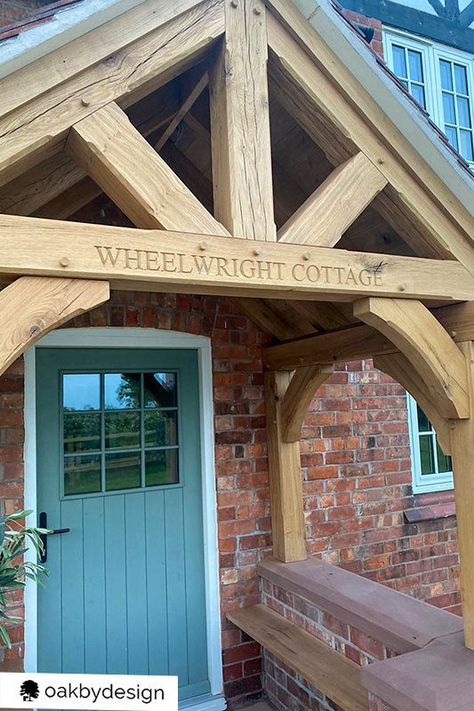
[[290, 0, 474, 216], [0, 0, 147, 79]]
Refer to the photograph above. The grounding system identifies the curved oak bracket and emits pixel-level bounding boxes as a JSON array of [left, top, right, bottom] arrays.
[[354, 297, 469, 420], [0, 276, 109, 376], [374, 353, 451, 455], [281, 365, 333, 442]]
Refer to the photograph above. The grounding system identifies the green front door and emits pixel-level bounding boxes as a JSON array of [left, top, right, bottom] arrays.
[[36, 347, 209, 701]]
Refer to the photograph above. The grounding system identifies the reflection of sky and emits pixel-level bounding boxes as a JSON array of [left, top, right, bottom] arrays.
[[63, 374, 100, 411]]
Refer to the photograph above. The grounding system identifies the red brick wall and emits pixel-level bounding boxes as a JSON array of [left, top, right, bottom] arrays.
[[302, 361, 460, 615]]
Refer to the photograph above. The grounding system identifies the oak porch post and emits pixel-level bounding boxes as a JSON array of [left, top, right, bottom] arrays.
[[449, 341, 474, 650], [264, 371, 307, 562]]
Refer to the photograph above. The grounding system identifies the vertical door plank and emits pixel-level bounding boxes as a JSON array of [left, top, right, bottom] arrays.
[[104, 495, 128, 673], [60, 499, 85, 673], [145, 490, 169, 675], [125, 492, 149, 674], [83, 497, 107, 672], [165, 488, 189, 686]]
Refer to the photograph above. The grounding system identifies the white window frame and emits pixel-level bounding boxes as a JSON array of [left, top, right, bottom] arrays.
[[406, 393, 454, 494], [383, 27, 474, 165]]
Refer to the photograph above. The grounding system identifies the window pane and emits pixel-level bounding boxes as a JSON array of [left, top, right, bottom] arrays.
[[436, 443, 452, 474], [145, 449, 178, 487], [459, 130, 474, 161], [443, 92, 456, 124], [105, 451, 141, 491], [105, 411, 140, 449], [63, 374, 100, 411], [420, 435, 435, 475], [457, 97, 472, 128], [440, 60, 453, 91], [417, 407, 431, 433], [64, 454, 101, 495], [445, 125, 459, 150], [144, 373, 177, 409], [393, 45, 407, 78], [411, 84, 426, 108], [144, 411, 178, 448], [408, 49, 423, 82], [454, 64, 468, 95], [64, 413, 101, 453], [105, 373, 141, 409]]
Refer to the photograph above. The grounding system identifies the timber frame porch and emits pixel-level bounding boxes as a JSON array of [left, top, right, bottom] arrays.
[[0, 0, 473, 674]]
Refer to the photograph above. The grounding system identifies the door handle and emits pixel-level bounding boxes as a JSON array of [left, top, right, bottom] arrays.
[[39, 512, 70, 564]]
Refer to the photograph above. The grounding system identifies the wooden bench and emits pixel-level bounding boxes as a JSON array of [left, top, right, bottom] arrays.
[[228, 604, 369, 711]]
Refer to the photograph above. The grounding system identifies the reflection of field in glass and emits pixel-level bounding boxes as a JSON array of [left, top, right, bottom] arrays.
[[64, 455, 101, 495], [64, 450, 178, 495]]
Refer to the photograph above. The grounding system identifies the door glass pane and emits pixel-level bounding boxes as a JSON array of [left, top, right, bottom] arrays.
[[64, 413, 101, 453], [392, 45, 407, 78], [64, 454, 101, 495], [105, 411, 140, 449], [440, 60, 453, 91], [62, 370, 180, 495], [105, 373, 141, 409], [454, 64, 468, 95], [144, 411, 178, 447], [420, 435, 435, 475], [144, 373, 177, 408], [63, 374, 100, 411], [105, 451, 141, 491], [145, 449, 178, 487]]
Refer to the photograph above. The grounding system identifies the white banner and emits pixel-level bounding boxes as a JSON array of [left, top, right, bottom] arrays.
[[0, 673, 178, 710]]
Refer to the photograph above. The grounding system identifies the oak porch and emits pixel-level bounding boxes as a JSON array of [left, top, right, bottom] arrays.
[[0, 0, 473, 658]]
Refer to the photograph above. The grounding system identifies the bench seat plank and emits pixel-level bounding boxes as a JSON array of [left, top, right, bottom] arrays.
[[227, 604, 369, 711]]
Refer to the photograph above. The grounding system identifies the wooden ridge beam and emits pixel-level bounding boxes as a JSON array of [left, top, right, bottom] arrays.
[[264, 301, 474, 370], [67, 102, 229, 235], [280, 365, 332, 442], [0, 0, 224, 187], [1, 215, 474, 302], [266, 14, 474, 273], [354, 297, 469, 419], [210, 0, 276, 241], [278, 153, 387, 246], [373, 353, 451, 455], [0, 277, 109, 376], [265, 370, 307, 562]]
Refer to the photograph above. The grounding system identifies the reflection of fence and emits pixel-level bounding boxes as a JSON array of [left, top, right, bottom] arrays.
[[64, 413, 177, 452], [64, 425, 177, 450]]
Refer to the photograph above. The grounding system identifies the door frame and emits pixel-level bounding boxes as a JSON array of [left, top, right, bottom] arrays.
[[23, 327, 225, 709]]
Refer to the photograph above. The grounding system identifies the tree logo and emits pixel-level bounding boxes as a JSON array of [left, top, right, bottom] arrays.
[[19, 680, 40, 702]]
